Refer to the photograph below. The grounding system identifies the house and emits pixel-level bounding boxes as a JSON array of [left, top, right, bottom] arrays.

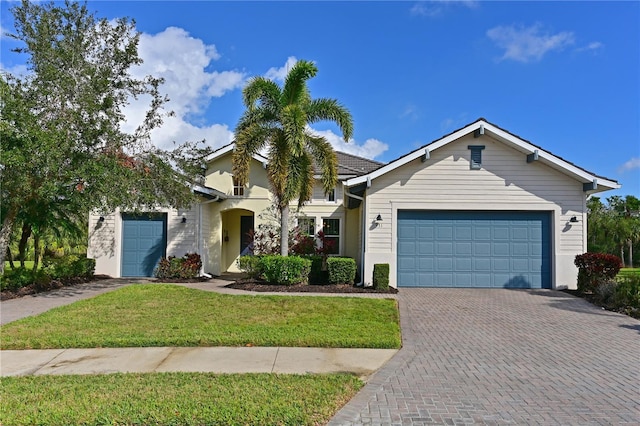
[[88, 118, 619, 289]]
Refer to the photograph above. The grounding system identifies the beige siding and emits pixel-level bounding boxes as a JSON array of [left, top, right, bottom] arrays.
[[205, 155, 271, 199], [363, 134, 587, 289]]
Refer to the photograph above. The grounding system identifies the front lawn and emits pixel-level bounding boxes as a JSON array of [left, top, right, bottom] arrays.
[[0, 372, 362, 425], [0, 284, 401, 349]]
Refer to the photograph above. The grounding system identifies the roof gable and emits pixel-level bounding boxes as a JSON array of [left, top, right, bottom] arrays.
[[208, 142, 384, 179], [345, 118, 619, 194]]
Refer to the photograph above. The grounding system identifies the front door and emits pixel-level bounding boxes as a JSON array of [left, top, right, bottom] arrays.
[[240, 215, 254, 255]]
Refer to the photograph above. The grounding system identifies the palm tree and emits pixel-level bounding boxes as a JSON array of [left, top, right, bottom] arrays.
[[233, 60, 353, 255]]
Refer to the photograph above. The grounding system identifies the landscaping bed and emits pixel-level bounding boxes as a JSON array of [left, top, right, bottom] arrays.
[[0, 275, 111, 301], [226, 280, 398, 294]]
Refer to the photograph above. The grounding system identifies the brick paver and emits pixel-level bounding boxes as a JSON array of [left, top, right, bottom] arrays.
[[329, 289, 640, 425]]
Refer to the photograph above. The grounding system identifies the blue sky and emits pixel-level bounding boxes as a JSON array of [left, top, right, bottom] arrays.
[[1, 1, 638, 198]]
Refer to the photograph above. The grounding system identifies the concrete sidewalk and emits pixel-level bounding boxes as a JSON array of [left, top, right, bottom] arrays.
[[0, 346, 398, 379]]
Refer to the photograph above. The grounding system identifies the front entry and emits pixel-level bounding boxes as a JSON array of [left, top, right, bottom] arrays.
[[240, 215, 254, 256]]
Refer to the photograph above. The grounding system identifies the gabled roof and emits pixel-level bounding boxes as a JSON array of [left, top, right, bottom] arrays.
[[207, 142, 383, 179], [206, 142, 268, 167], [345, 118, 619, 194]]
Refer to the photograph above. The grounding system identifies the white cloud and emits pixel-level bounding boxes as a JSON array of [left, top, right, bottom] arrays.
[[618, 157, 640, 173], [576, 41, 604, 53], [122, 26, 245, 150], [400, 105, 419, 120], [486, 24, 575, 63], [308, 127, 388, 160], [410, 1, 478, 17], [265, 56, 298, 82], [0, 62, 29, 78]]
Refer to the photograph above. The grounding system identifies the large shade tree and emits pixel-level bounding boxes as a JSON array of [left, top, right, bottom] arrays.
[[0, 0, 211, 275], [233, 60, 353, 256]]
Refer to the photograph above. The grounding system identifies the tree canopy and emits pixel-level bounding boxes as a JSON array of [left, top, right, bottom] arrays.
[[0, 0, 211, 274], [232, 59, 353, 255], [587, 195, 640, 267]]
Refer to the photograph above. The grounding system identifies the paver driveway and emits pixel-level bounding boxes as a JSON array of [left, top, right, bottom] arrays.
[[330, 289, 640, 425]]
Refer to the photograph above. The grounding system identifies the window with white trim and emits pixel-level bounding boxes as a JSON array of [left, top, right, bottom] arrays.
[[233, 177, 245, 196], [322, 218, 340, 255], [297, 217, 316, 236], [326, 188, 336, 202]]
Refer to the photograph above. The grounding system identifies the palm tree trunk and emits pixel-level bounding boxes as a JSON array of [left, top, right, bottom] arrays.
[[629, 239, 633, 268], [6, 247, 15, 270], [620, 246, 625, 267], [280, 204, 289, 256]]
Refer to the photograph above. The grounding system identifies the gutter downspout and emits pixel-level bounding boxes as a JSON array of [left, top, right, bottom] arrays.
[[198, 196, 220, 277], [344, 188, 366, 287]]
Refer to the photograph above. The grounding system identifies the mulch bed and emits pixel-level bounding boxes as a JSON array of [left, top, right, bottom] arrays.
[[562, 289, 640, 319], [226, 280, 398, 294]]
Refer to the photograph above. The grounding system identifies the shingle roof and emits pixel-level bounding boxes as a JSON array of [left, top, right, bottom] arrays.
[[333, 151, 385, 176]]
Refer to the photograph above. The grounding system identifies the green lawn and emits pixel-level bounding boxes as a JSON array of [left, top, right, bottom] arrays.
[[618, 268, 640, 278], [3, 260, 35, 270], [1, 284, 401, 349], [0, 372, 362, 425]]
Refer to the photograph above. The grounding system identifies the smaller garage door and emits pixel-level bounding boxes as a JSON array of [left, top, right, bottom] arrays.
[[397, 211, 551, 288], [121, 213, 167, 277]]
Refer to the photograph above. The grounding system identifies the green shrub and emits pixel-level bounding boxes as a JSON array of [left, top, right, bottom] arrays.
[[42, 256, 95, 280], [237, 255, 263, 279], [306, 255, 327, 284], [373, 264, 390, 290], [260, 255, 311, 285], [613, 275, 640, 309], [327, 257, 356, 284], [1, 268, 52, 292], [155, 253, 202, 279], [575, 252, 622, 293]]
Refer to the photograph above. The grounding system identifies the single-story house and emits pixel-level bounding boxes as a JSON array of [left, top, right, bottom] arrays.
[[88, 118, 619, 289]]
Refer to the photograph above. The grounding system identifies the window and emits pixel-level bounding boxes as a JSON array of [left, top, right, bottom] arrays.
[[297, 217, 316, 236], [326, 188, 336, 202], [467, 145, 485, 170], [233, 177, 244, 196], [322, 218, 340, 254]]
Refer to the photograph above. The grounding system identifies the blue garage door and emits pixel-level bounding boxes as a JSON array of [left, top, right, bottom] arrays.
[[121, 213, 167, 277], [397, 211, 551, 288]]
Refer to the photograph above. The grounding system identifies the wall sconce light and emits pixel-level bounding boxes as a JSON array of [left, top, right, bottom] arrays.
[[376, 214, 383, 222], [98, 216, 105, 222], [569, 216, 578, 223], [181, 217, 187, 224]]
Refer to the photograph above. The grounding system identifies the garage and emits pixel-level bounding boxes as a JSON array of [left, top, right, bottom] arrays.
[[121, 213, 167, 277], [397, 211, 551, 288]]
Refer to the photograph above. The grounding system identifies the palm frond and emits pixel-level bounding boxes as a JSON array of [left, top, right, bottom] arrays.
[[232, 124, 270, 185], [282, 60, 316, 106], [307, 98, 354, 142], [306, 135, 338, 194], [242, 77, 281, 111]]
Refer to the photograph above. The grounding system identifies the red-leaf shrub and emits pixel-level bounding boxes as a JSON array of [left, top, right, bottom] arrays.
[[574, 252, 622, 292], [155, 253, 202, 279]]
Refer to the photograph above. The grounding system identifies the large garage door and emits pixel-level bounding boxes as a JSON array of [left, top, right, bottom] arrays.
[[121, 213, 167, 277], [397, 211, 550, 288]]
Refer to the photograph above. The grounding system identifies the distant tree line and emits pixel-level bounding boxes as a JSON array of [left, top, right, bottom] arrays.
[[587, 195, 640, 268]]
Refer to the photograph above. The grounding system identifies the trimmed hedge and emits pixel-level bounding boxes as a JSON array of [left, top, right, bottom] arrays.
[[237, 255, 263, 279], [327, 257, 356, 284], [575, 252, 622, 293], [260, 255, 312, 285], [373, 264, 390, 290]]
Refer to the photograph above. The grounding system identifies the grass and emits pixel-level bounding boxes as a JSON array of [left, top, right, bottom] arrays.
[[0, 372, 362, 425], [618, 268, 640, 279], [3, 260, 35, 270], [0, 284, 401, 349]]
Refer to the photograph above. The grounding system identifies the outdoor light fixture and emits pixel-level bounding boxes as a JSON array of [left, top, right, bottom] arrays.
[[98, 216, 105, 222], [569, 216, 578, 223], [181, 217, 187, 223], [376, 214, 382, 222]]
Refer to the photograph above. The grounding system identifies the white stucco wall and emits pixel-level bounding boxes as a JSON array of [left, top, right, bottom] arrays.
[[360, 134, 587, 289]]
